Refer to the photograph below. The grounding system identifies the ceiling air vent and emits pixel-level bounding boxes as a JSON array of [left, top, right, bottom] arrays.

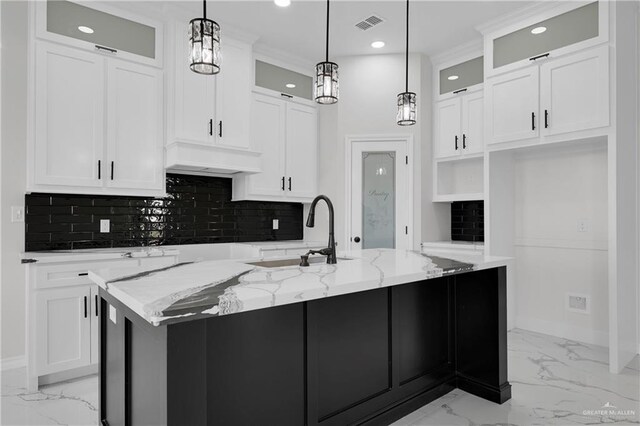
[[355, 15, 384, 31]]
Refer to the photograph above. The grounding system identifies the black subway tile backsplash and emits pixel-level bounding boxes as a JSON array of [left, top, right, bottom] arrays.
[[451, 200, 484, 243], [25, 174, 303, 251]]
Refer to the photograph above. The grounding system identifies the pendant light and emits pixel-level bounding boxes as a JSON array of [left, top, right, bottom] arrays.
[[315, 0, 339, 104], [189, 0, 221, 75], [397, 0, 416, 126]]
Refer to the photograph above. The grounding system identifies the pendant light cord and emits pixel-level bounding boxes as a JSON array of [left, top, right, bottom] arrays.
[[325, 0, 330, 62], [203, 0, 207, 20], [405, 0, 409, 93]]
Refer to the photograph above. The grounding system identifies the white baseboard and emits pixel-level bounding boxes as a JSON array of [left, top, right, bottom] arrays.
[[516, 316, 609, 347], [0, 356, 26, 371]]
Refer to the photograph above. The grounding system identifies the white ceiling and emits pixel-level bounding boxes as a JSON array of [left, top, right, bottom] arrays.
[[118, 1, 536, 63]]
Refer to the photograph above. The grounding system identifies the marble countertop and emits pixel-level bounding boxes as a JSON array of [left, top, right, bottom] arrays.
[[90, 248, 511, 327], [21, 247, 180, 264]]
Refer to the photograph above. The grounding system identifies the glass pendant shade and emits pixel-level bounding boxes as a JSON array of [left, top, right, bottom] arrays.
[[189, 17, 220, 75], [396, 92, 416, 126], [315, 61, 339, 104]]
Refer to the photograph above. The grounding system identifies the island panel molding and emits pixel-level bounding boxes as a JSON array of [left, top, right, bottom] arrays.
[[24, 174, 303, 251]]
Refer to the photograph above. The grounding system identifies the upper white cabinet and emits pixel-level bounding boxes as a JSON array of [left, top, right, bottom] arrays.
[[435, 91, 484, 159], [233, 92, 318, 202], [485, 45, 609, 146], [166, 21, 260, 174], [485, 67, 539, 145], [484, 1, 607, 77], [539, 45, 609, 137], [30, 41, 165, 196]]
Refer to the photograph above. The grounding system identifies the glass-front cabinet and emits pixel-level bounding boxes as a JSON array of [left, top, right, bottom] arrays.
[[439, 56, 484, 97], [484, 1, 608, 76]]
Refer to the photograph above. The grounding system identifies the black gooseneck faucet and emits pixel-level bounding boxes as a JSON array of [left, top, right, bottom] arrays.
[[305, 195, 337, 264]]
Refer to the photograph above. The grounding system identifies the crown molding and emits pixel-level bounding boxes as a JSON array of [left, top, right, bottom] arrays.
[[429, 38, 483, 67]]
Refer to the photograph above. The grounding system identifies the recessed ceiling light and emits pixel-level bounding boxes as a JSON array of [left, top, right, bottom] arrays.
[[371, 41, 385, 49], [285, 83, 296, 88], [531, 26, 547, 35], [447, 75, 459, 81], [78, 25, 94, 34], [274, 0, 291, 7]]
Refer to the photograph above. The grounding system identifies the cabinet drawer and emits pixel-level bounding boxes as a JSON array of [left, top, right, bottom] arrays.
[[33, 260, 133, 289]]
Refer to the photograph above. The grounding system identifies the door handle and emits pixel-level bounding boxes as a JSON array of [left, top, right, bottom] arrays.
[[84, 296, 88, 318], [281, 176, 285, 191], [462, 134, 467, 150], [544, 109, 549, 129], [110, 161, 114, 180], [288, 177, 292, 191], [353, 236, 361, 243], [95, 295, 98, 317], [454, 135, 459, 150], [98, 160, 101, 180], [218, 121, 223, 138], [209, 119, 213, 136], [531, 112, 536, 131]]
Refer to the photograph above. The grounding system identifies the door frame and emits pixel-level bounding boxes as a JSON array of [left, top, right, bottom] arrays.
[[344, 134, 414, 251]]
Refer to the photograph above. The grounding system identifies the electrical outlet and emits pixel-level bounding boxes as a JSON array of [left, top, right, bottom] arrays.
[[272, 219, 279, 230], [11, 206, 24, 223], [566, 293, 590, 314], [577, 219, 589, 233], [100, 219, 110, 233]]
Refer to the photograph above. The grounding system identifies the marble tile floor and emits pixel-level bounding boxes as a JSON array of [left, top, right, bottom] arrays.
[[1, 329, 638, 426]]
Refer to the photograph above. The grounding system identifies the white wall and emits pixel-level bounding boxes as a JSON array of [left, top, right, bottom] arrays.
[[513, 143, 609, 346], [0, 0, 27, 366], [304, 53, 449, 248]]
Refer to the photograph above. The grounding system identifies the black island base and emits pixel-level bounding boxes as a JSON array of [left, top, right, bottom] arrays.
[[99, 266, 510, 426]]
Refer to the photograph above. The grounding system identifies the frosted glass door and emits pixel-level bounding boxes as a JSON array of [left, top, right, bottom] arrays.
[[349, 140, 410, 251], [362, 153, 396, 249]]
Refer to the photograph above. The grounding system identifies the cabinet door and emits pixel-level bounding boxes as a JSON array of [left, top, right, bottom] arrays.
[[36, 287, 91, 375], [485, 67, 539, 144], [461, 91, 484, 155], [34, 42, 104, 187], [106, 60, 164, 191], [435, 98, 461, 158], [215, 38, 252, 150], [246, 93, 287, 197], [540, 46, 609, 137], [90, 286, 100, 365], [285, 103, 318, 199]]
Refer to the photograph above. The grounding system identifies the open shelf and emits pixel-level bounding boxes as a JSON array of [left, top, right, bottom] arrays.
[[433, 157, 484, 202]]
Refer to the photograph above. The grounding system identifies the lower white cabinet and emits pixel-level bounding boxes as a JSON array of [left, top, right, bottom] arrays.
[[233, 92, 318, 202], [435, 91, 484, 158], [35, 286, 93, 375]]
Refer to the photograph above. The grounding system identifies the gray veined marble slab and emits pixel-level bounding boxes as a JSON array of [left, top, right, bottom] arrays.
[[89, 248, 511, 326]]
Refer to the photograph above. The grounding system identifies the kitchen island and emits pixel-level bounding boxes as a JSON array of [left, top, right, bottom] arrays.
[[90, 248, 511, 426]]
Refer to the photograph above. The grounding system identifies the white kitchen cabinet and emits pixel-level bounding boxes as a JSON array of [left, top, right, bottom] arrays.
[[30, 41, 164, 196], [106, 60, 164, 191], [540, 45, 609, 137], [166, 21, 259, 174], [90, 286, 100, 365], [435, 91, 483, 158], [485, 67, 539, 145], [233, 92, 318, 202], [34, 43, 104, 188], [35, 286, 92, 376]]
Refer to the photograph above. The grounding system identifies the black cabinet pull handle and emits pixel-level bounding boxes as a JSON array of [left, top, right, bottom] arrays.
[[95, 45, 117, 54], [454, 135, 459, 150], [288, 177, 292, 191], [84, 296, 88, 318], [208, 119, 213, 136], [218, 120, 223, 138], [462, 134, 467, 149], [98, 160, 101, 180], [95, 295, 98, 317], [281, 176, 285, 191], [531, 112, 536, 131], [529, 52, 550, 61], [110, 161, 114, 180], [78, 272, 88, 276], [280, 93, 293, 99], [544, 109, 549, 128], [452, 88, 467, 94]]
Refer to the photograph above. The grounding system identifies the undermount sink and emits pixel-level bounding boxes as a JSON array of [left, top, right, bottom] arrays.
[[246, 257, 352, 268]]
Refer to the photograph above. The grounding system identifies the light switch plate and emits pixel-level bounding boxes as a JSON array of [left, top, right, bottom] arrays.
[[100, 219, 110, 233], [11, 206, 24, 223], [272, 219, 279, 230]]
